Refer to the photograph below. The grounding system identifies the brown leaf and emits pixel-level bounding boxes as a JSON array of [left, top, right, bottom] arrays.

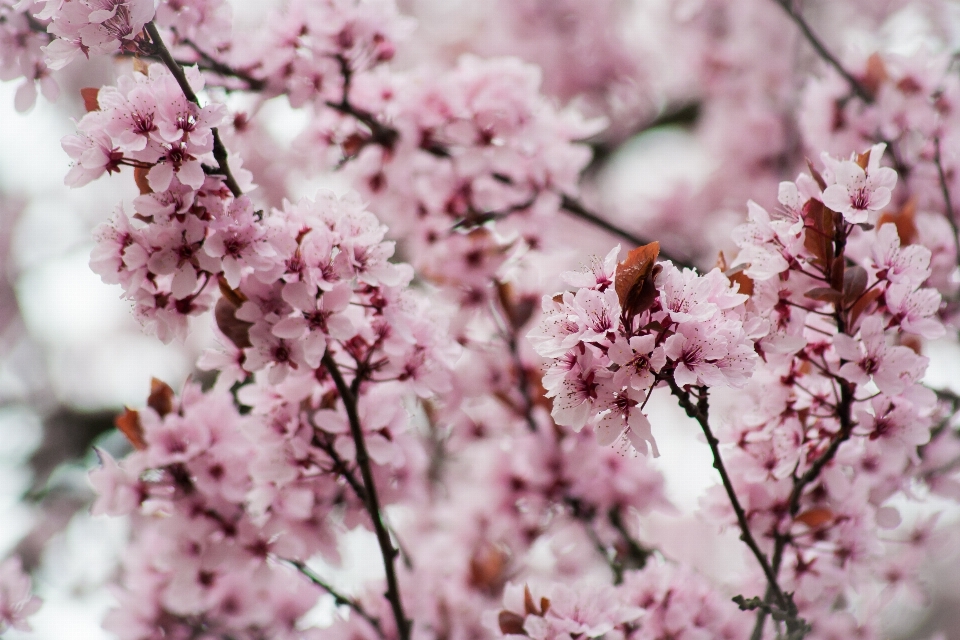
[[802, 200, 833, 267], [133, 167, 152, 195], [147, 378, 175, 417], [540, 597, 551, 616], [829, 256, 845, 292], [468, 541, 508, 593], [497, 282, 536, 331], [806, 159, 827, 191], [842, 266, 868, 307], [80, 87, 100, 112], [849, 288, 883, 327], [114, 408, 146, 450], [862, 53, 888, 98], [215, 296, 253, 350], [795, 508, 834, 529], [901, 335, 922, 355], [523, 585, 538, 616], [615, 242, 661, 324], [855, 149, 871, 171], [877, 198, 918, 245], [804, 287, 843, 304], [498, 611, 527, 636], [724, 263, 754, 297]]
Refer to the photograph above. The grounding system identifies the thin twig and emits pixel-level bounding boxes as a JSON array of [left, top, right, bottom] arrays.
[[286, 559, 385, 637], [933, 136, 960, 269], [772, 0, 873, 103], [322, 351, 411, 640], [559, 194, 695, 270], [143, 22, 243, 197], [666, 380, 804, 633]]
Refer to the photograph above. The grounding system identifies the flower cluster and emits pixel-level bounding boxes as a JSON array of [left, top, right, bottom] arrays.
[[0, 0, 57, 111], [530, 243, 757, 456], [39, 0, 154, 70], [709, 146, 944, 628]]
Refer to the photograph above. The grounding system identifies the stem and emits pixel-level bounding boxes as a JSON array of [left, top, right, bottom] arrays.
[[772, 0, 873, 103], [933, 136, 960, 269], [287, 559, 384, 638], [143, 22, 243, 197], [322, 351, 411, 640], [488, 299, 537, 432], [666, 381, 803, 631], [559, 195, 694, 270]]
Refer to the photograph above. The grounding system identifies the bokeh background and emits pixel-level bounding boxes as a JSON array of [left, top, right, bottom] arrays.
[[2, 1, 960, 638]]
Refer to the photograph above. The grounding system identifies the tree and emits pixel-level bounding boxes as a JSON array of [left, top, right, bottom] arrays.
[[2, 1, 960, 639]]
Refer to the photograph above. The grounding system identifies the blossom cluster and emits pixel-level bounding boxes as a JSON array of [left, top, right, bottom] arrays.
[[531, 243, 757, 456]]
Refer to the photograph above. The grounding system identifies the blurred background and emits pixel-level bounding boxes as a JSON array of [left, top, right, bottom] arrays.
[[2, 0, 960, 638]]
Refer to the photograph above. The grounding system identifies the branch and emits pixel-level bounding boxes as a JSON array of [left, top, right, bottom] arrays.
[[559, 194, 695, 270], [286, 559, 384, 638], [666, 380, 804, 633], [772, 0, 873, 103], [143, 22, 243, 197], [933, 136, 960, 269], [321, 351, 411, 640]]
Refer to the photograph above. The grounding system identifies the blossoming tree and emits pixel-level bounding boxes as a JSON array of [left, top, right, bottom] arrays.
[[2, 0, 960, 639]]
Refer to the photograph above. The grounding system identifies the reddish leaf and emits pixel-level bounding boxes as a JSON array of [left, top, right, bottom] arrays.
[[862, 53, 888, 97], [80, 87, 100, 112], [804, 287, 843, 304], [842, 266, 868, 307], [147, 378, 175, 417], [134, 167, 152, 195], [877, 198, 918, 245], [615, 241, 661, 323], [795, 508, 834, 529], [114, 408, 146, 450], [806, 159, 827, 191], [523, 585, 537, 616], [468, 541, 508, 593], [849, 287, 883, 327], [498, 611, 526, 636]]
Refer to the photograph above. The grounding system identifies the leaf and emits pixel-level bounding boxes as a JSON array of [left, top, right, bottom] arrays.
[[794, 508, 834, 528], [615, 242, 661, 323], [855, 148, 871, 171], [842, 266, 868, 306], [497, 282, 536, 330], [862, 53, 888, 97], [134, 167, 152, 195], [806, 159, 827, 191], [804, 287, 842, 304], [215, 296, 253, 349], [724, 263, 754, 297], [523, 585, 538, 616], [877, 198, 918, 245], [467, 541, 508, 592], [114, 408, 146, 450], [80, 87, 100, 112], [849, 287, 883, 327], [498, 611, 526, 636], [829, 256, 845, 292], [147, 378, 175, 417], [802, 200, 833, 267]]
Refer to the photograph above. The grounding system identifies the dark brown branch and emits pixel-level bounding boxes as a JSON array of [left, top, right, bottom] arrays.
[[933, 136, 960, 269], [773, 0, 873, 103], [143, 22, 242, 197], [286, 559, 384, 637], [559, 194, 695, 270], [666, 380, 805, 634], [322, 351, 411, 640]]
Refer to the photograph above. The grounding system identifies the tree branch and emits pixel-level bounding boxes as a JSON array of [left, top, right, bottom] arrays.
[[321, 351, 411, 640], [143, 22, 243, 197], [933, 136, 960, 269], [286, 559, 384, 638], [772, 0, 873, 103], [666, 380, 804, 633], [559, 194, 695, 269]]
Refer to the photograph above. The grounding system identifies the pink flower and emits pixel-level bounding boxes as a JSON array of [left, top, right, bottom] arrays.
[[821, 144, 897, 224], [0, 557, 41, 633], [834, 316, 927, 395]]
